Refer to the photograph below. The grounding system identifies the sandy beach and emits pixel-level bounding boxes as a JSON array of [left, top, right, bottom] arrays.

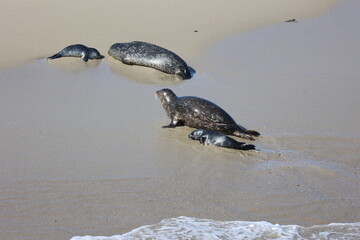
[[1, 0, 360, 239]]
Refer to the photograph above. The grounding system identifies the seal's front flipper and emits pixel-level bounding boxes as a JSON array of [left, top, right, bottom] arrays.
[[82, 56, 89, 62], [122, 59, 133, 65], [48, 53, 62, 60], [162, 119, 185, 128], [199, 136, 207, 145], [162, 120, 176, 128], [162, 124, 176, 128]]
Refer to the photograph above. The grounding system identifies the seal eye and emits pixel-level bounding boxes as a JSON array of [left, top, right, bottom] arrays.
[[180, 68, 191, 79]]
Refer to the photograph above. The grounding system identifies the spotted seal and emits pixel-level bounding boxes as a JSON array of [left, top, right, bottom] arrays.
[[48, 44, 104, 62], [108, 41, 191, 79], [156, 88, 260, 140], [189, 129, 256, 150]]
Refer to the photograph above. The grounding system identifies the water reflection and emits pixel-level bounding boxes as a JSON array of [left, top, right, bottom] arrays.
[[108, 58, 195, 85], [45, 57, 102, 72]]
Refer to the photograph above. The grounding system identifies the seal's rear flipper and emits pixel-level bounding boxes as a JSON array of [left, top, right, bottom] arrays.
[[246, 129, 260, 137], [234, 131, 255, 141], [238, 144, 256, 150], [48, 53, 62, 60]]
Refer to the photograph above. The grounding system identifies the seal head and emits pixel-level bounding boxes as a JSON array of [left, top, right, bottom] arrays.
[[48, 44, 104, 62], [109, 41, 191, 79], [189, 129, 256, 150], [156, 88, 260, 140]]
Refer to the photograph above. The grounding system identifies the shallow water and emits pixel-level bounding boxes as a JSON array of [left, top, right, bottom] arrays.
[[0, 1, 359, 240]]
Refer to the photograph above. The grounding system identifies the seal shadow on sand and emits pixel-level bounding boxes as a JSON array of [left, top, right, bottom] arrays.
[[108, 58, 196, 85], [44, 57, 102, 72]]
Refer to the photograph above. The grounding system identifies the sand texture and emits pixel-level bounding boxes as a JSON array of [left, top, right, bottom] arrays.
[[2, 0, 360, 240], [0, 0, 339, 69]]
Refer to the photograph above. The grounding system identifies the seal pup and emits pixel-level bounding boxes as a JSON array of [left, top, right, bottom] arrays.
[[108, 41, 191, 79], [48, 44, 104, 62], [189, 129, 256, 150], [156, 88, 260, 140]]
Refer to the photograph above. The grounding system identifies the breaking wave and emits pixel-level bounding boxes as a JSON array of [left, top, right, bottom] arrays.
[[70, 216, 360, 240]]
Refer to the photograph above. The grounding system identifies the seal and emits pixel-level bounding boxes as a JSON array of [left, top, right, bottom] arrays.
[[189, 129, 256, 150], [48, 44, 104, 62], [108, 41, 191, 79], [156, 88, 260, 140]]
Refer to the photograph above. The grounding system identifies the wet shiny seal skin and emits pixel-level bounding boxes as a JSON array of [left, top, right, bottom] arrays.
[[48, 44, 104, 62], [108, 41, 191, 79], [189, 129, 256, 150], [156, 88, 260, 140]]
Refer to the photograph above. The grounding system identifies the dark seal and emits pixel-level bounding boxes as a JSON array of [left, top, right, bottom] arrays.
[[108, 41, 191, 79], [189, 129, 256, 150], [156, 88, 260, 140], [48, 44, 104, 62]]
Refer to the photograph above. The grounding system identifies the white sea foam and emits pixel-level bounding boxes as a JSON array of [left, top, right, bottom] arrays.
[[70, 216, 360, 240]]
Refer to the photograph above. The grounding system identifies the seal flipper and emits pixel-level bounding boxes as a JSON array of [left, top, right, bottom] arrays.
[[82, 55, 89, 62], [235, 143, 256, 150], [162, 119, 185, 128], [233, 131, 255, 141], [48, 53, 62, 60], [246, 129, 260, 137], [236, 124, 260, 138], [122, 59, 134, 65], [199, 136, 208, 145], [163, 124, 176, 128]]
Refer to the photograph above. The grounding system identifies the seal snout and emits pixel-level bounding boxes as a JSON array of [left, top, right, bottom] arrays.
[[188, 129, 204, 140], [155, 90, 163, 99], [156, 88, 177, 102], [188, 132, 194, 139], [176, 67, 191, 80]]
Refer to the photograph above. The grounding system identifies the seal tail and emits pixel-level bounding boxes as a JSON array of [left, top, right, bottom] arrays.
[[236, 143, 256, 151], [236, 124, 260, 138], [48, 53, 62, 60], [233, 131, 255, 141], [246, 129, 260, 137]]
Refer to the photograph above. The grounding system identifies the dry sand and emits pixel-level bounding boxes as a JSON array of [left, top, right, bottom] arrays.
[[2, 0, 360, 239]]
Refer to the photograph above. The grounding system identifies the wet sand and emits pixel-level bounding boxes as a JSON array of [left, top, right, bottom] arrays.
[[1, 0, 360, 239]]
